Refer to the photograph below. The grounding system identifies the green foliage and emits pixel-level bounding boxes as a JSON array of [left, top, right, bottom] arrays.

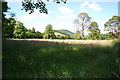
[[2, 18, 16, 38], [2, 1, 11, 38], [104, 16, 120, 38], [43, 24, 56, 39], [87, 22, 100, 40], [74, 13, 91, 40], [2, 1, 10, 21], [74, 30, 81, 40], [56, 35, 70, 39], [99, 34, 106, 40], [2, 2, 10, 17], [25, 28, 43, 38], [2, 1, 17, 38], [2, 16, 43, 39], [111, 41, 120, 79], [25, 30, 43, 38], [31, 27, 35, 33], [99, 32, 114, 40], [13, 21, 26, 38], [21, 0, 67, 14]]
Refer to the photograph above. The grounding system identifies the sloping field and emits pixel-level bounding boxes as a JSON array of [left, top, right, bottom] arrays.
[[3, 39, 119, 78]]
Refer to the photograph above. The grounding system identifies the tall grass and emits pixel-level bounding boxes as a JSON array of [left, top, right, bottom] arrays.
[[2, 39, 119, 78]]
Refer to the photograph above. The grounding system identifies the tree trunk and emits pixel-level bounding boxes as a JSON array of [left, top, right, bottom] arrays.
[[82, 23, 84, 40], [114, 24, 118, 38], [114, 24, 117, 33]]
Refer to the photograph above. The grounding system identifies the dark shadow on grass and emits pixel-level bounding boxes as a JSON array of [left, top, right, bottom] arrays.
[[2, 39, 120, 78]]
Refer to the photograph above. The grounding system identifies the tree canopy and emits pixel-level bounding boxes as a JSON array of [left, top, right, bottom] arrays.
[[87, 21, 100, 40], [13, 21, 26, 38], [104, 16, 120, 32], [2, 1, 11, 38], [104, 16, 120, 38], [2, 18, 16, 38], [43, 24, 56, 39], [74, 30, 81, 40], [21, 0, 67, 14], [74, 13, 91, 40], [2, 1, 10, 17]]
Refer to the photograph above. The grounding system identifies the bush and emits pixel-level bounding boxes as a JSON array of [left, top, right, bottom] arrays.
[[25, 32, 43, 38]]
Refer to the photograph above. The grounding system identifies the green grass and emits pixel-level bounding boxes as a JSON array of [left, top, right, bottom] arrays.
[[2, 39, 120, 78]]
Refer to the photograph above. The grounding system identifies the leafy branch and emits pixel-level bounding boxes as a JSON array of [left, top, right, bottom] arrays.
[[21, 0, 67, 14]]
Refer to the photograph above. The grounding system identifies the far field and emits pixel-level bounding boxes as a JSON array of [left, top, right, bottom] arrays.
[[3, 39, 120, 78]]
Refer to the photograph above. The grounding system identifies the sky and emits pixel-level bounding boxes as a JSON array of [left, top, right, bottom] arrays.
[[5, 0, 119, 35]]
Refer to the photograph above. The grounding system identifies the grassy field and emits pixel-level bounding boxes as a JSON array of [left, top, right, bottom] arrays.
[[2, 39, 120, 78]]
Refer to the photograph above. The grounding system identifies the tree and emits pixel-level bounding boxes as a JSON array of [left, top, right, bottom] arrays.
[[21, 0, 67, 14], [99, 32, 114, 40], [74, 30, 81, 40], [104, 16, 120, 38], [13, 21, 26, 38], [87, 21, 100, 40], [2, 18, 16, 38], [2, 1, 10, 38], [74, 13, 91, 40], [99, 34, 106, 40], [43, 24, 56, 39], [25, 29, 43, 38], [2, 1, 17, 38], [35, 31, 43, 38], [31, 27, 35, 33], [2, 1, 10, 17]]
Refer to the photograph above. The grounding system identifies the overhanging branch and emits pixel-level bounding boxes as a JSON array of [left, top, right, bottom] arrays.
[[21, 0, 67, 14]]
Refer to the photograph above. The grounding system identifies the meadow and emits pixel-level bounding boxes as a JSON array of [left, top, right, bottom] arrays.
[[2, 39, 120, 78]]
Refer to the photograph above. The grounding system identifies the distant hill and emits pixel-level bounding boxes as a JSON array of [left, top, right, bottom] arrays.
[[54, 29, 75, 36]]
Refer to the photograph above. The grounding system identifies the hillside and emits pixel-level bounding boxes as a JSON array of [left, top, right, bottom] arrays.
[[54, 29, 75, 36]]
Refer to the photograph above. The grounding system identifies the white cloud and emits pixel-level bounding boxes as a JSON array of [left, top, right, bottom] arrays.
[[80, 2, 102, 12], [80, 9, 88, 13], [58, 6, 73, 14], [18, 9, 48, 21], [88, 2, 102, 11], [48, 10, 55, 14], [57, 6, 76, 19], [58, 14, 76, 19], [16, 9, 48, 32], [51, 22, 76, 33], [80, 2, 89, 8]]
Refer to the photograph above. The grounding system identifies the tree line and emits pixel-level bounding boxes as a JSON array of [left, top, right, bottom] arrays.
[[2, 1, 120, 40], [73, 13, 120, 40], [2, 19, 72, 39], [2, 16, 120, 40]]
